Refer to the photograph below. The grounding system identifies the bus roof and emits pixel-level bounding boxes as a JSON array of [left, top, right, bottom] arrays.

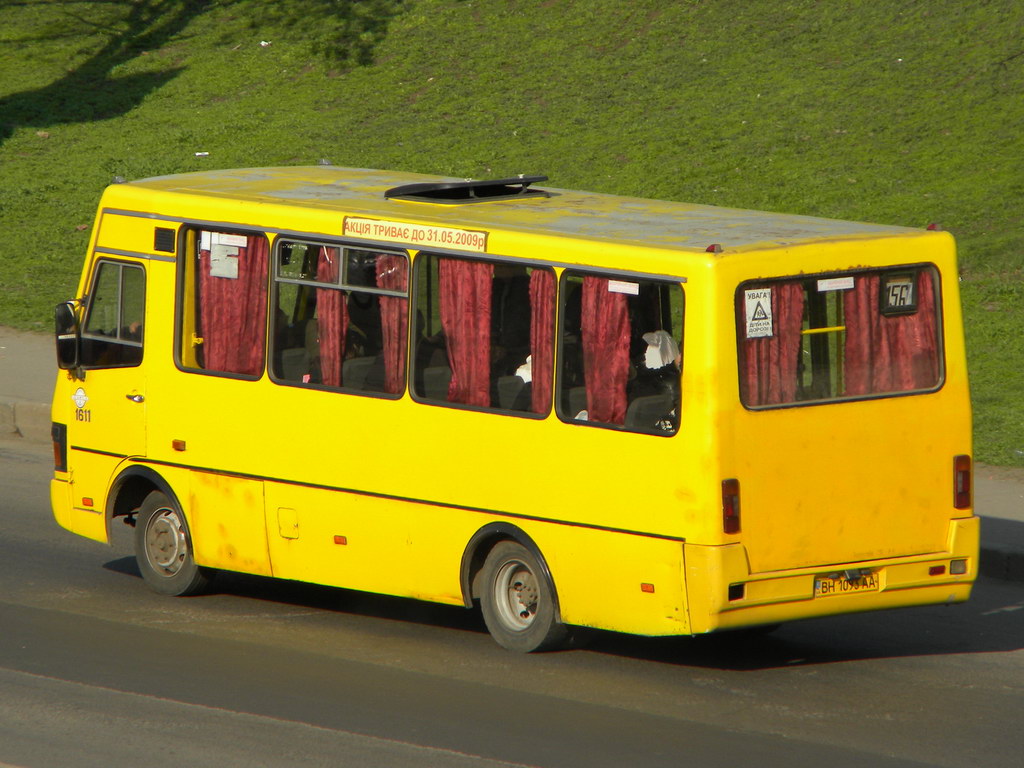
[[125, 166, 924, 254]]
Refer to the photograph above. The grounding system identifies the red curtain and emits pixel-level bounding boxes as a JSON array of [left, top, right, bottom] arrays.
[[739, 281, 805, 406], [581, 276, 630, 424], [843, 270, 939, 395], [198, 234, 268, 376], [529, 269, 555, 414], [376, 254, 408, 395], [316, 246, 347, 387], [439, 258, 492, 407]]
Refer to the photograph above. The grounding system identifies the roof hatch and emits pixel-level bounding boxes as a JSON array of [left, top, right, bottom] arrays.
[[384, 175, 549, 204]]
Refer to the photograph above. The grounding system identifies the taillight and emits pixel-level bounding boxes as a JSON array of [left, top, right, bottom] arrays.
[[52, 422, 68, 473], [953, 454, 971, 510], [722, 478, 740, 534]]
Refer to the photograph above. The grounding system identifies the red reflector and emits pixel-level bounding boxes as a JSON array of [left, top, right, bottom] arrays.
[[929, 565, 946, 576], [52, 423, 68, 472], [82, 497, 94, 507], [333, 535, 348, 546], [722, 478, 740, 534], [706, 243, 723, 253], [640, 583, 655, 593], [172, 439, 186, 452], [953, 455, 971, 509]]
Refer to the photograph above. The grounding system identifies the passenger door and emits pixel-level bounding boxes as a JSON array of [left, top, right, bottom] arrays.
[[64, 259, 147, 508]]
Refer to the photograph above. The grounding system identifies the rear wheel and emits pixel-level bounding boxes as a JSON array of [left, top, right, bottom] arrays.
[[134, 490, 211, 596], [479, 540, 569, 652]]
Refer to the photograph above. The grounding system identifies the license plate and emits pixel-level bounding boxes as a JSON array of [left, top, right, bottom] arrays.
[[814, 572, 879, 597]]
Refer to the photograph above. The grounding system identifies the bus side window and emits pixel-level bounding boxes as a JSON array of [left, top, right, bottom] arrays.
[[181, 229, 269, 378], [412, 253, 555, 414], [558, 272, 683, 435], [271, 242, 409, 396], [80, 260, 145, 368]]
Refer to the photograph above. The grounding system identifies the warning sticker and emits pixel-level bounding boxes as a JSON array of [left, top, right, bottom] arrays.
[[744, 289, 773, 338]]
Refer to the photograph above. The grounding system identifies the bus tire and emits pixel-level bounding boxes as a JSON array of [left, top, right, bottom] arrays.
[[479, 540, 568, 652], [134, 490, 211, 596]]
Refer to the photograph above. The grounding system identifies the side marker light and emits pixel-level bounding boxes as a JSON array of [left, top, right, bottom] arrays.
[[953, 455, 972, 509], [52, 422, 68, 473], [722, 478, 741, 534]]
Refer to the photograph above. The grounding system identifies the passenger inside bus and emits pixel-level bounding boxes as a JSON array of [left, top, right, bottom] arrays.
[[558, 273, 682, 434], [413, 255, 554, 415], [272, 243, 407, 395]]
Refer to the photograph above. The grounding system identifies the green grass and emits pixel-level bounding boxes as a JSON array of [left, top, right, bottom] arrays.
[[2, 0, 1022, 463]]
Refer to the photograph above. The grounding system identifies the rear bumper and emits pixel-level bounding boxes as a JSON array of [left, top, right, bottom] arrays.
[[685, 516, 979, 634]]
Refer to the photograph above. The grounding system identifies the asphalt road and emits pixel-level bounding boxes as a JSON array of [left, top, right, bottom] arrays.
[[1, 440, 1022, 768]]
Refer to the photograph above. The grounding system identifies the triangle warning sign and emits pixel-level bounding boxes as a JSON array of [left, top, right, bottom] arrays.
[[751, 301, 769, 321]]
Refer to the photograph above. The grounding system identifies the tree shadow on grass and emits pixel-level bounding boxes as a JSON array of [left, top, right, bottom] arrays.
[[248, 0, 408, 66], [0, 0, 408, 145], [0, 0, 202, 144]]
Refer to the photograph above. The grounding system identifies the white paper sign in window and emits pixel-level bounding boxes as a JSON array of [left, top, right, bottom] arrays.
[[817, 276, 855, 292], [744, 288, 773, 338], [215, 233, 249, 248], [209, 243, 239, 279], [608, 280, 640, 296]]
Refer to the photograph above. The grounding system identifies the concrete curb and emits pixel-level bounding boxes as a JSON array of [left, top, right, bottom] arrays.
[[0, 398, 51, 444]]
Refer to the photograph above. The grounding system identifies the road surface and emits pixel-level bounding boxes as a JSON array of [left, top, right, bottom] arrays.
[[1, 440, 1021, 768]]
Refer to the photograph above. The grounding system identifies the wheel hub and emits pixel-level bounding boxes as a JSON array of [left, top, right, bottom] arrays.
[[495, 561, 539, 629], [146, 508, 187, 575]]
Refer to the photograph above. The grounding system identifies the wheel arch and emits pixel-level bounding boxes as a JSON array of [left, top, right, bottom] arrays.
[[459, 522, 562, 621], [104, 464, 182, 541]]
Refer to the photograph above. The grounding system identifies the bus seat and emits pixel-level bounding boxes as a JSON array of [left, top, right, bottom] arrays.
[[497, 375, 526, 410], [342, 356, 376, 390], [567, 386, 587, 419], [423, 366, 452, 401], [280, 348, 309, 381], [625, 394, 674, 430]]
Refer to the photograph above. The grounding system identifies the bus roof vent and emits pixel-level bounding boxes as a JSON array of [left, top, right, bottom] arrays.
[[384, 175, 550, 204]]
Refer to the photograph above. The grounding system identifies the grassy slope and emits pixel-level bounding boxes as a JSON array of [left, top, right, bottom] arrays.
[[1, 0, 1022, 463]]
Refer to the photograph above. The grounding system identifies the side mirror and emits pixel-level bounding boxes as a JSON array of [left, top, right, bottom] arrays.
[[55, 301, 80, 370]]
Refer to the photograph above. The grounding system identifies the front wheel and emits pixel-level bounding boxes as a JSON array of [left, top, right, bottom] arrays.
[[479, 540, 569, 652], [134, 490, 211, 596]]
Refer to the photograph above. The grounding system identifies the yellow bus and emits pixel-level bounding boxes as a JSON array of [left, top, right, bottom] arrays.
[[51, 166, 977, 651]]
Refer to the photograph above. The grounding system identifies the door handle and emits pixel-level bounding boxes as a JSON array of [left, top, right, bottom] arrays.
[[125, 393, 145, 403]]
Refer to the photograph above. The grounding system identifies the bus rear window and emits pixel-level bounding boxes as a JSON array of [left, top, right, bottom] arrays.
[[736, 266, 942, 407]]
